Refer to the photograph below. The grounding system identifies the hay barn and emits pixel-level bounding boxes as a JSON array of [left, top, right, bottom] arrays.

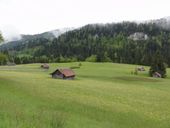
[[41, 64, 49, 69], [51, 68, 75, 80]]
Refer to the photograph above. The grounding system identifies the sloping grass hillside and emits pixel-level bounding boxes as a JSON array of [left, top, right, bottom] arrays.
[[0, 62, 170, 128]]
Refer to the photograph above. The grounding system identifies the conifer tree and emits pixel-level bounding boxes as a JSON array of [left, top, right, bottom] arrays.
[[149, 51, 167, 78]]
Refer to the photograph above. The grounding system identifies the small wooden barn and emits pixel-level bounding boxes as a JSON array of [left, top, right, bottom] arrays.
[[136, 67, 145, 71], [152, 72, 162, 78], [41, 64, 49, 69], [51, 68, 75, 80]]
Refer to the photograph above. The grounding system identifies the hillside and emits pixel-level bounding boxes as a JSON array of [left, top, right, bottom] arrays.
[[0, 28, 74, 51], [0, 62, 170, 128], [148, 16, 170, 29], [1, 18, 170, 66]]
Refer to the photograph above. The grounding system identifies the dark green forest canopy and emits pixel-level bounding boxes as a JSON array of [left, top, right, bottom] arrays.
[[1, 22, 170, 66]]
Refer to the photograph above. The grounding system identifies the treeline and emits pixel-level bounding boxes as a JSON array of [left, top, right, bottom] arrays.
[[41, 22, 170, 66], [1, 22, 170, 66]]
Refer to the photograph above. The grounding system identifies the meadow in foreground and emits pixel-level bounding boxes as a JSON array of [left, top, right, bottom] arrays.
[[0, 62, 170, 128]]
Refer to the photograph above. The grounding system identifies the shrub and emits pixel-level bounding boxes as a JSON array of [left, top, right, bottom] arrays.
[[85, 55, 97, 62], [0, 53, 7, 65]]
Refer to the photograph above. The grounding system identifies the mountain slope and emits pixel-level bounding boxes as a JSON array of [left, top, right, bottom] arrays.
[[1, 18, 170, 66], [0, 28, 74, 50], [147, 16, 170, 29]]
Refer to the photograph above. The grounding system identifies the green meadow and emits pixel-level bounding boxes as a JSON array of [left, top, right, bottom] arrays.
[[0, 62, 170, 128]]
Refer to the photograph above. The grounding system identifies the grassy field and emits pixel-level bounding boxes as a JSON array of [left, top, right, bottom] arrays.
[[0, 62, 170, 128]]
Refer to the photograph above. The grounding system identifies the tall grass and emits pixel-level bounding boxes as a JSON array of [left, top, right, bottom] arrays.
[[0, 62, 170, 128]]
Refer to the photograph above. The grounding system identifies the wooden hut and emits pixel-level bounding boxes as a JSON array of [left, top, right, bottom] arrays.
[[41, 64, 49, 69], [152, 72, 162, 78], [136, 66, 145, 71], [51, 68, 75, 80]]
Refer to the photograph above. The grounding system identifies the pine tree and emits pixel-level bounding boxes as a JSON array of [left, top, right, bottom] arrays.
[[149, 51, 167, 78]]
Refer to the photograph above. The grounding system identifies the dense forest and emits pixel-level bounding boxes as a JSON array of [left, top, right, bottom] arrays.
[[1, 22, 170, 66]]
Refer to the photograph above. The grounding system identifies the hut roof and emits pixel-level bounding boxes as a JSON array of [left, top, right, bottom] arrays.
[[41, 64, 49, 68], [136, 66, 145, 71], [153, 72, 162, 78], [51, 68, 75, 77]]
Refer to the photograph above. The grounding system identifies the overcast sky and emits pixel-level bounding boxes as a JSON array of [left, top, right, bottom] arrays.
[[0, 0, 170, 35]]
